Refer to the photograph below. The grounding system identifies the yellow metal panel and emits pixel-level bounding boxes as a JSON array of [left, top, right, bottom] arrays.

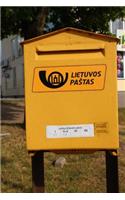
[[23, 28, 119, 151]]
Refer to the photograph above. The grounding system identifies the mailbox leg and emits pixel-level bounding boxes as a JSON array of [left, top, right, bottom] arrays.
[[31, 151, 44, 193], [105, 150, 119, 193]]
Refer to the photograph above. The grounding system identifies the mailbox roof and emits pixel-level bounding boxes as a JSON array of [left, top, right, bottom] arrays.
[[21, 27, 119, 45]]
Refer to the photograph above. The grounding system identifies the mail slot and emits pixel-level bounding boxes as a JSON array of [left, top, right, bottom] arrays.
[[22, 27, 119, 151]]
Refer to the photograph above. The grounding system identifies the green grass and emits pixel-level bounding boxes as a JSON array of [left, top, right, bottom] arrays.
[[1, 108, 125, 193]]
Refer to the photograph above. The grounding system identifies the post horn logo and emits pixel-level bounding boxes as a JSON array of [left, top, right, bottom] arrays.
[[39, 71, 68, 88]]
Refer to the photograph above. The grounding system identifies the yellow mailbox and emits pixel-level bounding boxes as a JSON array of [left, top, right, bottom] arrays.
[[22, 27, 119, 151]]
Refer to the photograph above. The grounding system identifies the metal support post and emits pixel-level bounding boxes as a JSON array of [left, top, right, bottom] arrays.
[[105, 150, 119, 193], [31, 151, 44, 193]]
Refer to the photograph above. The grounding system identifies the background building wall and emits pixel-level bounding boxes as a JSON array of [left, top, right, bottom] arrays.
[[1, 35, 24, 97], [110, 19, 125, 108]]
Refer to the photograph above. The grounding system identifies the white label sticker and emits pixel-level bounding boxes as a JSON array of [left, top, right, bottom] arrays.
[[46, 124, 94, 138]]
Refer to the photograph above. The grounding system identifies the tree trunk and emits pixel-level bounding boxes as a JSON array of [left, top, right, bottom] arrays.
[[23, 7, 49, 39], [36, 7, 49, 35]]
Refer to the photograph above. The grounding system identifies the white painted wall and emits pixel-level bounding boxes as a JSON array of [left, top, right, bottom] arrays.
[[1, 35, 24, 97], [109, 20, 125, 107]]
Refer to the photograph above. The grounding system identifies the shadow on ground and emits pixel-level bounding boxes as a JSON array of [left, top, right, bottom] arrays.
[[1, 102, 24, 124]]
